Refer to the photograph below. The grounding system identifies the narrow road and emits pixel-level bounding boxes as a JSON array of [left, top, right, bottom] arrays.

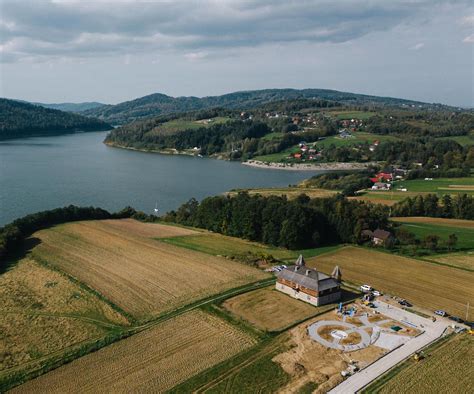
[[329, 301, 451, 394]]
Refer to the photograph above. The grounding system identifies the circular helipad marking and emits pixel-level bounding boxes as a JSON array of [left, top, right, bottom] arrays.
[[331, 330, 348, 339]]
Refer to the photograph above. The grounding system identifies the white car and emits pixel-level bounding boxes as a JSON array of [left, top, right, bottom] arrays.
[[360, 284, 373, 293], [372, 290, 382, 297]]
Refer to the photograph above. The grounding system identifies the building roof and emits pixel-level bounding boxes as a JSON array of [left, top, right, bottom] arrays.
[[277, 265, 339, 292], [295, 254, 306, 267], [373, 229, 392, 240]]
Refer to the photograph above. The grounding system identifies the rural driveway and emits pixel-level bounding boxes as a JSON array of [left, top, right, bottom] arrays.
[[328, 301, 451, 394]]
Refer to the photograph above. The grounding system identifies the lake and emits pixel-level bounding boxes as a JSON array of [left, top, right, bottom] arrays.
[[0, 131, 319, 225]]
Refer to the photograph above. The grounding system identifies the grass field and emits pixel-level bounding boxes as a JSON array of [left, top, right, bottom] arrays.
[[228, 187, 338, 200], [161, 233, 297, 261], [0, 258, 128, 377], [307, 246, 474, 316], [394, 221, 474, 250], [151, 116, 230, 134], [223, 287, 322, 331], [438, 133, 474, 146], [161, 232, 342, 263], [365, 334, 474, 394], [31, 220, 268, 319], [314, 132, 399, 149], [428, 252, 474, 271], [391, 177, 474, 195], [392, 217, 474, 229], [11, 310, 257, 393], [329, 110, 377, 120]]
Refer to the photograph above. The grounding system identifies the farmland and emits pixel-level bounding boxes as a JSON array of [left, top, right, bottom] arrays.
[[391, 177, 474, 195], [365, 334, 474, 394], [31, 220, 268, 319], [392, 219, 474, 250], [391, 217, 474, 229], [228, 186, 338, 200], [161, 232, 297, 261], [11, 310, 257, 394], [0, 258, 128, 385], [148, 116, 230, 135], [428, 252, 474, 271], [306, 246, 474, 316], [223, 287, 323, 331]]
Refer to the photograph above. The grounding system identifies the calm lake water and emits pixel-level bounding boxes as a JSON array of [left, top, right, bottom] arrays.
[[0, 131, 319, 225]]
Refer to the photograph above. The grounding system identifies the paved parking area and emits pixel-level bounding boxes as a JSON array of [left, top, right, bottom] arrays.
[[329, 301, 451, 394]]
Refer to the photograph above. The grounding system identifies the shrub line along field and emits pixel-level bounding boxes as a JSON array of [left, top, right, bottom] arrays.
[[31, 220, 268, 319], [306, 246, 474, 317]]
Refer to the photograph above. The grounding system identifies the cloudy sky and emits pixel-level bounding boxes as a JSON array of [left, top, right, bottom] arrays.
[[0, 0, 472, 106]]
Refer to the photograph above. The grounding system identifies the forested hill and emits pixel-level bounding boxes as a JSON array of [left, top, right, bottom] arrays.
[[84, 88, 440, 124], [0, 99, 112, 140], [32, 101, 106, 113]]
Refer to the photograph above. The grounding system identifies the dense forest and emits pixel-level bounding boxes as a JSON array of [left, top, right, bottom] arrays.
[[0, 99, 112, 140], [163, 193, 390, 249], [84, 88, 438, 124]]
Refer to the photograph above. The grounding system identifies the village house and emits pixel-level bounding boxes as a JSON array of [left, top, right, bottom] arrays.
[[371, 182, 391, 191], [362, 229, 393, 246], [275, 255, 342, 306]]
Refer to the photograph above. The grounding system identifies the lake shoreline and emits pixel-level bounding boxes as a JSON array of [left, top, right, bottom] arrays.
[[241, 160, 375, 171], [105, 141, 373, 171]]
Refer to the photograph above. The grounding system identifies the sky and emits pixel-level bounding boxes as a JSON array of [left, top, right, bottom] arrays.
[[0, 0, 473, 107]]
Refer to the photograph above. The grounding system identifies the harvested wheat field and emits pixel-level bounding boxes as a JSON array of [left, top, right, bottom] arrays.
[[12, 310, 257, 394], [391, 216, 474, 229], [223, 287, 322, 331], [376, 334, 474, 394], [307, 247, 474, 316], [429, 252, 474, 270], [94, 218, 200, 238], [31, 220, 268, 319], [0, 258, 127, 374]]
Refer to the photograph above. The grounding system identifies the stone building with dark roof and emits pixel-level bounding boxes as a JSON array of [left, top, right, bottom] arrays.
[[275, 255, 342, 306]]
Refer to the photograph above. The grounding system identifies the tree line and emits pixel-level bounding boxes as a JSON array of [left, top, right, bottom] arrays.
[[163, 193, 390, 249], [391, 194, 474, 220]]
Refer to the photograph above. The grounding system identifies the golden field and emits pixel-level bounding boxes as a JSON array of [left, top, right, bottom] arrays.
[[12, 310, 257, 393], [0, 258, 128, 373], [428, 252, 474, 270], [307, 247, 474, 316], [378, 334, 474, 394], [223, 287, 322, 331], [32, 220, 268, 319]]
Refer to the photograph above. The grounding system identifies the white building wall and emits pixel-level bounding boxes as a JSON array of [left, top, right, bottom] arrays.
[[275, 282, 341, 307]]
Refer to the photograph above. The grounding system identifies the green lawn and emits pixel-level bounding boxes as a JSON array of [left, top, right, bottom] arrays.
[[253, 145, 300, 162], [160, 233, 297, 261], [160, 233, 342, 263], [437, 133, 474, 146], [328, 111, 377, 120], [315, 132, 399, 149], [391, 177, 474, 195], [397, 222, 474, 250], [157, 116, 230, 133]]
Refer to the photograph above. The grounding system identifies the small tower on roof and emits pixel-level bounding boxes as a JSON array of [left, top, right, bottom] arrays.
[[295, 254, 306, 267], [331, 265, 342, 282]]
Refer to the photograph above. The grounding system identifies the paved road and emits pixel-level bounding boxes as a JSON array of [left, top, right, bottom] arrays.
[[329, 301, 451, 394]]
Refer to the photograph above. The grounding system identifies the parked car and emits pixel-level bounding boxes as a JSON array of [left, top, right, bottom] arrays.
[[434, 310, 447, 317], [360, 284, 373, 293], [398, 299, 412, 307], [372, 290, 382, 297], [449, 316, 464, 324]]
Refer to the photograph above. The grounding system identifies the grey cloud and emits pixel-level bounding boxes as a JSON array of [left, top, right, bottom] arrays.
[[0, 0, 467, 62]]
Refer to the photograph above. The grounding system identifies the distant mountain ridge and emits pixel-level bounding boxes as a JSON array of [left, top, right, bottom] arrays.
[[33, 101, 106, 113], [83, 88, 447, 124], [0, 98, 112, 140]]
